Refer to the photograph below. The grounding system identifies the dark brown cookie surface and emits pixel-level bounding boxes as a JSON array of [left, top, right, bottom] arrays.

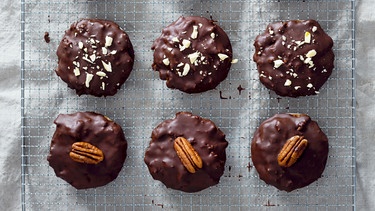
[[253, 20, 334, 97], [152, 16, 233, 93], [251, 113, 329, 192], [47, 112, 127, 189], [56, 19, 134, 97], [144, 112, 228, 192]]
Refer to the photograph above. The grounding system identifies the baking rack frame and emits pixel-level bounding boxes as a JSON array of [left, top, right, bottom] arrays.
[[21, 0, 356, 210]]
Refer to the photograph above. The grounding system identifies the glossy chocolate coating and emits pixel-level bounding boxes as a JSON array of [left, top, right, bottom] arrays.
[[251, 113, 329, 192], [253, 20, 334, 97], [56, 19, 134, 97], [47, 112, 127, 189], [144, 112, 228, 192], [152, 16, 233, 93]]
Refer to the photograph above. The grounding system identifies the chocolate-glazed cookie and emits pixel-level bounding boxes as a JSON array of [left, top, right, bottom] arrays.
[[251, 113, 329, 192], [56, 19, 134, 97], [152, 16, 233, 93], [253, 20, 334, 97], [144, 112, 228, 192], [47, 112, 127, 189]]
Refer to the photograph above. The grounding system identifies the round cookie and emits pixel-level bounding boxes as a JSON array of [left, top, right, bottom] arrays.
[[56, 19, 134, 97], [251, 113, 329, 192], [144, 112, 228, 192], [151, 16, 233, 93], [47, 112, 127, 189], [253, 20, 334, 97]]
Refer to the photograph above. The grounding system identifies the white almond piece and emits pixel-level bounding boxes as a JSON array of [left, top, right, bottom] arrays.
[[306, 49, 317, 58], [177, 62, 184, 67], [182, 63, 190, 76], [73, 67, 80, 76], [82, 56, 94, 64], [307, 83, 313, 88], [198, 23, 203, 28], [110, 50, 117, 55], [179, 44, 186, 51], [172, 37, 179, 43], [295, 40, 305, 47], [294, 86, 301, 90], [101, 82, 105, 90], [89, 54, 96, 62], [167, 47, 173, 52], [102, 47, 108, 55], [191, 25, 199, 39], [231, 59, 239, 64], [304, 31, 311, 43], [218, 53, 229, 61], [101, 60, 112, 72], [162, 58, 170, 66], [282, 35, 286, 41], [284, 79, 292, 86], [96, 71, 106, 77], [182, 39, 191, 49], [268, 28, 274, 35], [105, 36, 113, 47], [308, 61, 314, 68], [188, 52, 200, 64], [273, 59, 284, 68], [85, 73, 94, 88], [210, 33, 215, 39], [78, 41, 84, 49], [312, 26, 318, 32], [304, 57, 312, 64]]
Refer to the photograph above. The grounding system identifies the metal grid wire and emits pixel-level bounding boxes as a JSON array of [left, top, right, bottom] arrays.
[[21, 0, 355, 210]]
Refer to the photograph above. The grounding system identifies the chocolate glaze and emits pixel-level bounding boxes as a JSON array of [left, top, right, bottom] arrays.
[[144, 112, 228, 192], [152, 16, 233, 93], [47, 112, 127, 189], [253, 20, 334, 97], [56, 19, 134, 97], [251, 113, 329, 192]]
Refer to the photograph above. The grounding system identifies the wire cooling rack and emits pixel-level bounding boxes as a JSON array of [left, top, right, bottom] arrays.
[[21, 0, 355, 210]]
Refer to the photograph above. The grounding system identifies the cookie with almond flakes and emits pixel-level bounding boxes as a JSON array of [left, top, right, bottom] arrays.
[[151, 16, 233, 93], [253, 19, 334, 97], [55, 19, 134, 97]]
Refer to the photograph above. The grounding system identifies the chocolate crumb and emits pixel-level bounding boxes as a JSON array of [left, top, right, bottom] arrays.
[[44, 32, 50, 43], [246, 162, 253, 172], [219, 91, 228, 99], [264, 200, 276, 207], [237, 85, 245, 95]]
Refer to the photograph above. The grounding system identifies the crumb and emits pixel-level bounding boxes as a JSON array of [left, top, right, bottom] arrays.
[[44, 32, 50, 43]]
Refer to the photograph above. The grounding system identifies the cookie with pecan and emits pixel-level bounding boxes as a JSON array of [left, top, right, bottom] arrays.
[[144, 112, 228, 192], [47, 112, 127, 189], [251, 113, 329, 192]]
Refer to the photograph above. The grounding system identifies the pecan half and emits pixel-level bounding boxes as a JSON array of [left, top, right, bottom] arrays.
[[174, 137, 203, 173], [277, 135, 308, 167], [69, 142, 104, 164]]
